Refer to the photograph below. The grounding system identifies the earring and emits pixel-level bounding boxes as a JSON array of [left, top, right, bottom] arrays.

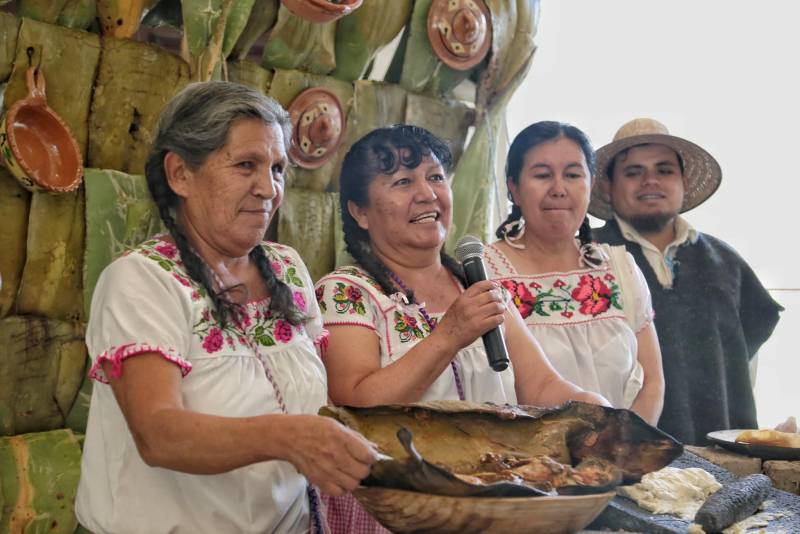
[[503, 218, 526, 249], [579, 242, 608, 268]]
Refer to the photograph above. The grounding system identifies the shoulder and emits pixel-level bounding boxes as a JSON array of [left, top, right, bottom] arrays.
[[317, 265, 385, 294]]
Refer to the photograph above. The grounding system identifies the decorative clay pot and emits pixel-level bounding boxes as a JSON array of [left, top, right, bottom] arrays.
[[281, 0, 363, 23], [287, 88, 345, 169], [0, 67, 83, 193], [427, 0, 492, 71]]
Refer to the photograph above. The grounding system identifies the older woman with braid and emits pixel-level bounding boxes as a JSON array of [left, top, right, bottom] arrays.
[[485, 121, 664, 425], [315, 124, 609, 533], [75, 82, 377, 534]]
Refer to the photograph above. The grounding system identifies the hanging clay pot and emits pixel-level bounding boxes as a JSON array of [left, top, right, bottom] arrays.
[[0, 67, 83, 193], [280, 0, 363, 24], [287, 87, 345, 169], [427, 0, 492, 71]]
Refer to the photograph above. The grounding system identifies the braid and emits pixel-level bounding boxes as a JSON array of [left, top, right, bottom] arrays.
[[440, 249, 466, 288], [249, 245, 305, 326], [578, 216, 593, 247], [342, 220, 407, 301], [495, 203, 523, 239]]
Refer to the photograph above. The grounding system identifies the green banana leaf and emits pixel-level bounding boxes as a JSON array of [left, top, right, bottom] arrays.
[[344, 79, 407, 153], [0, 317, 87, 436], [398, 0, 472, 97], [0, 429, 82, 534], [88, 37, 190, 174], [230, 0, 279, 60], [331, 0, 412, 81], [64, 362, 92, 434], [0, 12, 19, 82], [332, 192, 353, 268], [83, 168, 164, 319], [0, 169, 30, 318], [5, 18, 101, 158], [226, 59, 273, 93], [404, 93, 475, 166], [16, 189, 85, 322], [267, 69, 354, 191], [277, 189, 337, 282], [57, 0, 97, 30], [15, 0, 70, 24], [261, 4, 337, 75]]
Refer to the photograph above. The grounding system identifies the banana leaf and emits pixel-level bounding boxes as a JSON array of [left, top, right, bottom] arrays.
[[56, 0, 97, 30], [88, 37, 190, 174], [0, 429, 82, 534], [0, 169, 30, 318], [342, 79, 407, 161], [0, 12, 19, 83], [182, 0, 256, 80], [226, 58, 273, 93], [15, 0, 70, 24], [332, 192, 353, 267], [96, 0, 158, 38], [16, 189, 85, 321], [64, 361, 92, 434], [83, 168, 164, 319], [5, 18, 101, 158], [277, 189, 337, 282], [0, 317, 87, 436], [321, 401, 683, 490], [261, 4, 337, 75], [268, 68, 353, 191], [230, 0, 279, 60], [398, 0, 472, 97], [331, 0, 412, 81], [404, 93, 475, 166]]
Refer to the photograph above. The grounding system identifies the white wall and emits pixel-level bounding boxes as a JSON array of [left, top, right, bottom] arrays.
[[507, 0, 797, 428]]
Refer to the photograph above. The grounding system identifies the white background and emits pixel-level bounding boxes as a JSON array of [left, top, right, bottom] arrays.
[[507, 0, 798, 428]]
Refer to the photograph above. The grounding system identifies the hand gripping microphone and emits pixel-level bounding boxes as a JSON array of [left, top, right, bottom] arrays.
[[454, 235, 510, 372]]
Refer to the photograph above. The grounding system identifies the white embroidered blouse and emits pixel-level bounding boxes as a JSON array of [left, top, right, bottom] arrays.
[[484, 242, 654, 409], [76, 238, 327, 534], [314, 266, 518, 404]]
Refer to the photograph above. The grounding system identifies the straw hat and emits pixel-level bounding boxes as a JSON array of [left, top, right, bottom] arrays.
[[589, 118, 722, 220]]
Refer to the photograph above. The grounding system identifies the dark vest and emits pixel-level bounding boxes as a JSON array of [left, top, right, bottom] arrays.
[[595, 219, 782, 445]]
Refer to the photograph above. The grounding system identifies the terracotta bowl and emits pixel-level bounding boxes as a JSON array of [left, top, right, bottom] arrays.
[[0, 67, 83, 193], [281, 0, 363, 23], [353, 487, 615, 534], [427, 0, 493, 71], [287, 87, 345, 169]]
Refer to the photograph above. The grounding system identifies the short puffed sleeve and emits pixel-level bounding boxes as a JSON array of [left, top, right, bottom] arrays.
[[314, 270, 382, 334], [85, 253, 193, 383]]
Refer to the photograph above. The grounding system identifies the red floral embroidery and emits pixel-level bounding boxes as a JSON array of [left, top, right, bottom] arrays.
[[173, 273, 191, 287], [333, 283, 367, 315], [293, 291, 307, 312], [394, 310, 430, 342], [155, 242, 177, 259], [501, 279, 537, 319], [274, 319, 293, 342], [529, 281, 542, 290], [561, 311, 574, 318], [604, 273, 616, 282], [202, 327, 224, 353], [271, 260, 283, 276], [571, 274, 613, 316], [553, 279, 566, 288]]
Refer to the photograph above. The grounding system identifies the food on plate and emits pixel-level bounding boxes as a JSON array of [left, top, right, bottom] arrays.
[[693, 474, 772, 532], [617, 467, 721, 520], [735, 429, 800, 448]]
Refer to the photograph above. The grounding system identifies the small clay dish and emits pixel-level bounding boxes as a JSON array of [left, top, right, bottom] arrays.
[[287, 87, 345, 169], [427, 0, 493, 71]]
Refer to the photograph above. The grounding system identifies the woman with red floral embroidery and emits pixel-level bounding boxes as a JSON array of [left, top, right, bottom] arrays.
[[76, 82, 377, 534], [487, 121, 664, 425], [315, 125, 609, 534]]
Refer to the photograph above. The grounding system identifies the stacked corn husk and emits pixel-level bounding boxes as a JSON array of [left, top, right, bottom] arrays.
[[230, 0, 279, 60], [261, 4, 337, 75], [227, 58, 273, 93], [0, 169, 29, 318], [0, 12, 19, 81], [15, 0, 97, 30]]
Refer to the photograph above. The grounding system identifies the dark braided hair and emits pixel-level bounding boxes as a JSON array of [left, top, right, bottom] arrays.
[[144, 81, 304, 328], [496, 121, 597, 249], [339, 124, 465, 303]]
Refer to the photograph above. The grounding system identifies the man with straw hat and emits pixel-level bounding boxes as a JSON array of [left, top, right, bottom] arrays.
[[591, 118, 782, 445]]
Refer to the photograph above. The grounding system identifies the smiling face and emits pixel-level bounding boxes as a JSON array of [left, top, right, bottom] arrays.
[[348, 153, 451, 254], [168, 118, 288, 258], [509, 136, 592, 243], [605, 143, 687, 232]]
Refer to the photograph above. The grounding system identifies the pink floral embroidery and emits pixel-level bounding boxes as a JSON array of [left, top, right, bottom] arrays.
[[274, 319, 293, 342], [155, 242, 178, 259], [271, 261, 283, 275], [604, 273, 616, 282], [529, 281, 542, 290], [191, 290, 201, 301], [293, 291, 307, 312], [501, 280, 537, 319], [202, 327, 224, 353], [173, 273, 191, 287], [89, 343, 192, 384], [571, 274, 613, 317], [561, 311, 574, 318], [554, 279, 566, 288]]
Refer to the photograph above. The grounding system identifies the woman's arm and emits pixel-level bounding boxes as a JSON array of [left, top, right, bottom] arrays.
[[325, 280, 506, 406], [628, 323, 665, 425], [504, 306, 610, 407], [103, 354, 376, 496]]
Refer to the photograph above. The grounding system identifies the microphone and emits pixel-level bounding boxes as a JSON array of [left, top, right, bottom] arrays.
[[454, 235, 510, 372]]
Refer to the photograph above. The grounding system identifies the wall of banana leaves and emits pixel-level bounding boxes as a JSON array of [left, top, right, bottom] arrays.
[[0, 1, 539, 531]]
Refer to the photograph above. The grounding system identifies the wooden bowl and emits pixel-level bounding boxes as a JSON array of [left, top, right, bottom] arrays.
[[353, 487, 615, 534]]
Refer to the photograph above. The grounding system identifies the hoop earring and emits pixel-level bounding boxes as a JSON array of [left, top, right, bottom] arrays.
[[503, 218, 526, 249]]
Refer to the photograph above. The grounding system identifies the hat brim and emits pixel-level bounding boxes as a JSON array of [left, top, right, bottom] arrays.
[[588, 133, 722, 220]]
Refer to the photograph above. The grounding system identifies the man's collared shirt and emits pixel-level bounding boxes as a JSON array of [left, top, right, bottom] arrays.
[[614, 214, 698, 289]]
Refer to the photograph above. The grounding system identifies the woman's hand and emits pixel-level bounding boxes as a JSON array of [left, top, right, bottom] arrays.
[[282, 415, 378, 496], [434, 280, 506, 351]]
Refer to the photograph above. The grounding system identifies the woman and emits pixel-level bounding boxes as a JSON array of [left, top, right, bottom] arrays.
[[76, 82, 376, 534], [487, 121, 664, 425], [314, 125, 609, 533]]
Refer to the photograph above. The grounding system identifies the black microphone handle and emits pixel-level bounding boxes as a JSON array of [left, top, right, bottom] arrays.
[[461, 256, 510, 372]]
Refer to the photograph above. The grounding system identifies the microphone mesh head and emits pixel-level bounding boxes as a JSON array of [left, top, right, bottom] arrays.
[[455, 235, 484, 262]]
